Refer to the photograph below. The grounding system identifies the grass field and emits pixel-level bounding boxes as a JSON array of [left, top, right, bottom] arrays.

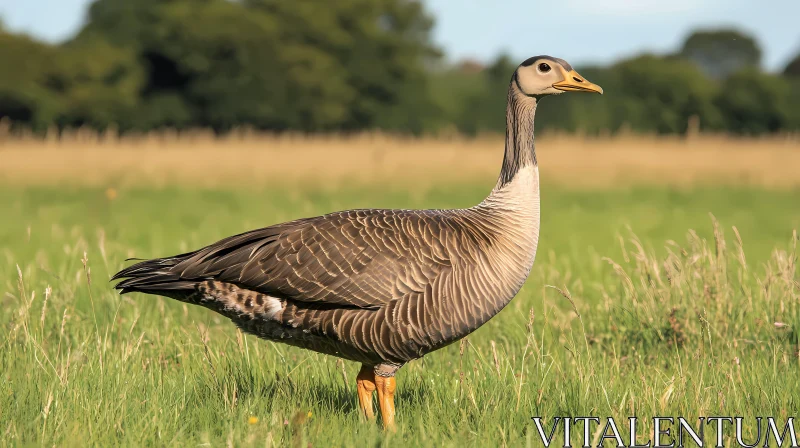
[[1, 133, 800, 446]]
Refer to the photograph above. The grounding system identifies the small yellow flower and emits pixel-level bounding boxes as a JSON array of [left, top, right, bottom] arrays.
[[248, 416, 259, 425], [105, 187, 118, 201], [307, 411, 313, 418]]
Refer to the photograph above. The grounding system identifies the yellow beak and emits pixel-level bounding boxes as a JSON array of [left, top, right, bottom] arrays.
[[552, 69, 604, 94]]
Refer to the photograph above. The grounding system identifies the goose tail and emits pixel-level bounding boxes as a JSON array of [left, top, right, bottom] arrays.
[[111, 253, 196, 296]]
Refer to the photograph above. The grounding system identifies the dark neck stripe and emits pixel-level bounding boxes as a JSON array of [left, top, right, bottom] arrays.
[[498, 83, 537, 187]]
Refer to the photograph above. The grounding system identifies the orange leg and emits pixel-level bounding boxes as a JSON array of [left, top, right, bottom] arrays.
[[356, 365, 376, 421], [374, 375, 397, 432]]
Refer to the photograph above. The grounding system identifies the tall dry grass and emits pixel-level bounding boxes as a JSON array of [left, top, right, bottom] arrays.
[[1, 126, 799, 189]]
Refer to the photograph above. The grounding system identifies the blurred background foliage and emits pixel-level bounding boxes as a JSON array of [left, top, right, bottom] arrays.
[[1, 0, 799, 136]]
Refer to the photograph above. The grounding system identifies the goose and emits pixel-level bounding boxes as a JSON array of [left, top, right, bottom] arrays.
[[112, 55, 602, 430]]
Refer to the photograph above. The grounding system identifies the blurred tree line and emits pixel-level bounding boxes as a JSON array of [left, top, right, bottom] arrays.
[[1, 0, 799, 136]]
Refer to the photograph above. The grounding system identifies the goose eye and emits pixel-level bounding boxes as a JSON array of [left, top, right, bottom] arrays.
[[538, 63, 551, 73]]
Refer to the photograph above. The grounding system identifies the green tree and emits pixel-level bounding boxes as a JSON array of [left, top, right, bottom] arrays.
[[679, 28, 762, 78], [606, 54, 721, 134], [0, 32, 63, 129], [78, 0, 299, 131], [244, 0, 440, 133], [450, 55, 515, 135], [74, 0, 439, 132], [434, 54, 721, 136], [52, 39, 144, 129], [714, 69, 797, 134], [784, 52, 800, 78]]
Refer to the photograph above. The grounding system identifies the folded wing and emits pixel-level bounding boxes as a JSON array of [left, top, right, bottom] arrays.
[[115, 209, 464, 309]]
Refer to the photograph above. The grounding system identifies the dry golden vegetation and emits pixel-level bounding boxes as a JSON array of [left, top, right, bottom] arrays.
[[2, 128, 799, 189]]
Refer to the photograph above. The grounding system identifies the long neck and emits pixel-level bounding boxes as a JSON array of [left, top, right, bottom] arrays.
[[496, 86, 538, 189], [477, 81, 541, 248], [464, 83, 542, 321]]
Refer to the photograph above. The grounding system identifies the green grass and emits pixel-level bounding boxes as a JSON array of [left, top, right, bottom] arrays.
[[2, 184, 799, 447]]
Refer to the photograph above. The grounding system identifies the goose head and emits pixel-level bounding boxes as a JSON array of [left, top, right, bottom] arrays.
[[514, 56, 603, 97]]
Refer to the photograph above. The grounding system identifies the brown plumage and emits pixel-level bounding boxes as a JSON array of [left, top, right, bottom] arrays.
[[112, 56, 603, 429]]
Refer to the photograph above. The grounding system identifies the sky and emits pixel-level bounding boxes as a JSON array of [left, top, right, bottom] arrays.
[[1, 0, 798, 71]]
